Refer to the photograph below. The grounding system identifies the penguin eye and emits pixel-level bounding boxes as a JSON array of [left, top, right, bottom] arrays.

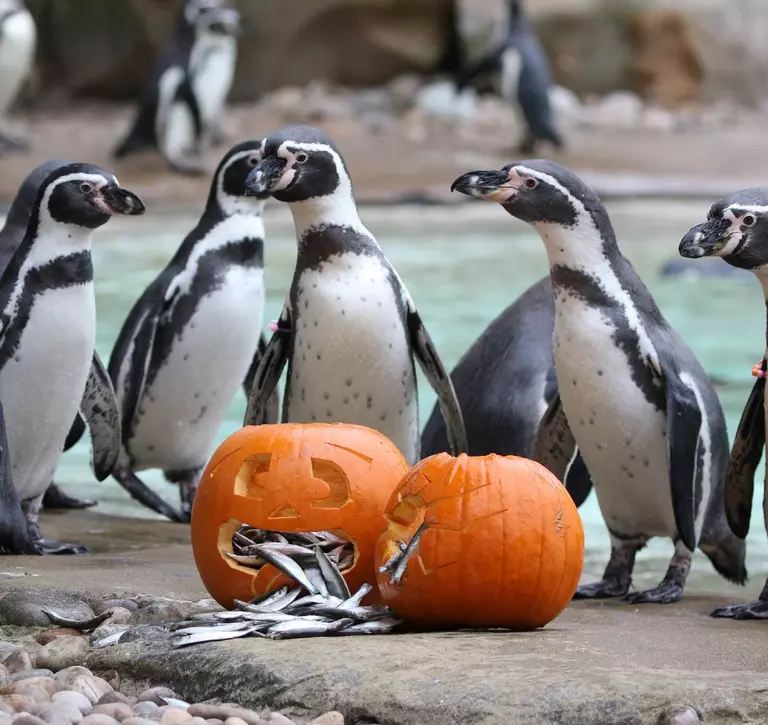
[[79, 183, 93, 194], [523, 177, 539, 190], [295, 153, 308, 164], [742, 214, 756, 228], [246, 154, 259, 167]]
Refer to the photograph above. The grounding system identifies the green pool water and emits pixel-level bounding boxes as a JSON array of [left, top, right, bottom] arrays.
[[39, 198, 768, 591]]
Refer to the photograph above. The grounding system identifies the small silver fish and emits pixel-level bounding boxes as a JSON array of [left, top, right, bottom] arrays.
[[249, 585, 289, 607], [265, 617, 354, 640], [172, 626, 263, 647], [91, 628, 129, 648], [256, 542, 315, 558], [390, 522, 428, 585], [173, 621, 256, 635], [264, 587, 303, 611], [251, 546, 318, 594], [41, 608, 113, 631], [314, 545, 351, 600], [303, 562, 329, 598], [225, 552, 265, 568], [265, 531, 289, 544], [334, 617, 401, 635], [158, 697, 190, 709], [339, 583, 373, 609]]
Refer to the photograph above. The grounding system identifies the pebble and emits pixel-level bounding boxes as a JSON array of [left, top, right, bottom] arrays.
[[37, 640, 88, 673], [11, 714, 47, 725], [187, 600, 221, 616], [91, 602, 138, 616], [205, 720, 224, 725], [223, 718, 248, 725], [70, 678, 112, 706], [0, 665, 7, 680], [11, 677, 57, 697], [186, 708, 262, 725], [97, 675, 118, 694], [0, 696, 34, 713], [3, 651, 32, 675], [308, 714, 344, 725], [266, 716, 295, 725], [7, 685, 48, 704], [90, 705, 132, 723], [51, 691, 92, 715], [80, 715, 120, 725], [158, 709, 189, 725], [29, 703, 73, 725], [136, 691, 175, 707], [7, 673, 54, 685], [130, 604, 184, 627], [121, 719, 158, 725], [0, 704, 11, 716], [33, 632, 82, 648], [89, 627, 128, 648], [117, 627, 166, 645], [54, 671, 92, 691], [130, 704, 157, 719], [95, 696, 129, 708]]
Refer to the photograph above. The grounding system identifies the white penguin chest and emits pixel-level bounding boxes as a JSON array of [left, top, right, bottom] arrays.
[[127, 265, 265, 471], [287, 254, 419, 463], [500, 46, 523, 104], [0, 10, 36, 113], [552, 287, 676, 539], [191, 39, 236, 127], [0, 283, 95, 501]]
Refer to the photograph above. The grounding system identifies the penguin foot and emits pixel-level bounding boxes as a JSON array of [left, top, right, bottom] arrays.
[[624, 582, 684, 604], [113, 468, 186, 523], [35, 539, 90, 555], [573, 578, 630, 599], [42, 482, 97, 510], [710, 600, 768, 619]]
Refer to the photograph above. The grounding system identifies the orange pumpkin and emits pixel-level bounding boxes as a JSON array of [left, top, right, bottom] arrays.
[[374, 452, 584, 630], [191, 422, 410, 608]]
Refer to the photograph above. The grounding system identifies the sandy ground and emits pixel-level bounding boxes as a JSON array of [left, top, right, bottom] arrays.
[[1, 101, 768, 211]]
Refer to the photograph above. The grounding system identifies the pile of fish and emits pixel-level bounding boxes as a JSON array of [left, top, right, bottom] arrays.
[[169, 526, 403, 647]]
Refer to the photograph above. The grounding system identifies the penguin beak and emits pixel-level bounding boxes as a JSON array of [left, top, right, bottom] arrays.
[[451, 170, 518, 202], [679, 218, 732, 259], [245, 157, 287, 197], [97, 185, 146, 216]]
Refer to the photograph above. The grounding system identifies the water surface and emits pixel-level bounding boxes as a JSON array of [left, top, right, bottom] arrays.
[[46, 199, 768, 590]]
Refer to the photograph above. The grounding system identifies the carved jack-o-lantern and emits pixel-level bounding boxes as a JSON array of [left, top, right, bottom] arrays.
[[190, 423, 410, 608]]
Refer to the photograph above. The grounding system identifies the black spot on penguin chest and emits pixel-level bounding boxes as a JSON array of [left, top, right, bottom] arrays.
[[0, 251, 93, 372], [550, 265, 665, 411], [143, 237, 263, 391]]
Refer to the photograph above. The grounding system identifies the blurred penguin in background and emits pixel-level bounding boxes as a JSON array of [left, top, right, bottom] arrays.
[[0, 0, 36, 155], [114, 0, 240, 176], [455, 0, 563, 154]]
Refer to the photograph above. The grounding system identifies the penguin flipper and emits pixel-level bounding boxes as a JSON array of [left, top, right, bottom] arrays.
[[243, 333, 281, 425], [407, 305, 468, 456], [63, 413, 87, 452], [80, 351, 121, 482], [0, 400, 39, 555], [533, 391, 593, 505], [662, 364, 702, 553], [243, 309, 291, 427], [724, 373, 765, 538], [454, 42, 506, 90]]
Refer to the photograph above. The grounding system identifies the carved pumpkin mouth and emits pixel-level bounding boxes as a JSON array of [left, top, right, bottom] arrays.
[[219, 522, 358, 592]]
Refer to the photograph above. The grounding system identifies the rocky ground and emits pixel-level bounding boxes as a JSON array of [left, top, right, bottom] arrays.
[[1, 511, 767, 725], [3, 78, 768, 211]]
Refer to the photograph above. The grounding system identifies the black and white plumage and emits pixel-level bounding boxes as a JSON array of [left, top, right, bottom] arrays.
[[455, 0, 562, 154], [419, 275, 592, 503], [452, 159, 746, 604], [107, 140, 277, 523], [114, 0, 240, 176], [0, 158, 99, 511], [0, 0, 35, 154], [680, 188, 768, 619], [243, 125, 467, 465], [0, 163, 145, 555]]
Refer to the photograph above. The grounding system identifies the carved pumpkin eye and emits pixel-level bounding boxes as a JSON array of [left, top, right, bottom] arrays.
[[375, 452, 584, 630], [191, 423, 410, 608]]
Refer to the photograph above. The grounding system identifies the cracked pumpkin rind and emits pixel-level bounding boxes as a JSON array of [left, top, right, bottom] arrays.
[[375, 452, 585, 630], [190, 422, 410, 608]]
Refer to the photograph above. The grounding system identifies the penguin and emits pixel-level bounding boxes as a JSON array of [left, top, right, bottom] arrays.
[[454, 0, 562, 154], [107, 140, 278, 523], [0, 158, 98, 511], [0, 163, 145, 555], [419, 274, 594, 505], [114, 0, 240, 176], [451, 159, 746, 603], [679, 188, 768, 618], [243, 125, 467, 465], [0, 0, 35, 155]]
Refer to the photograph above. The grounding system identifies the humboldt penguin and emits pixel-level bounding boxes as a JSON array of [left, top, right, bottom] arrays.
[[680, 188, 768, 619], [0, 163, 144, 554], [0, 0, 35, 154], [243, 124, 467, 464], [451, 159, 746, 603], [114, 0, 240, 175], [107, 140, 277, 523]]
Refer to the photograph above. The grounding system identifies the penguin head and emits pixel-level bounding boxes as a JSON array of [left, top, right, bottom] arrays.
[[0, 0, 26, 15], [182, 0, 240, 39], [244, 125, 354, 204], [680, 189, 768, 271], [208, 139, 266, 217], [37, 163, 146, 230], [451, 159, 604, 230]]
